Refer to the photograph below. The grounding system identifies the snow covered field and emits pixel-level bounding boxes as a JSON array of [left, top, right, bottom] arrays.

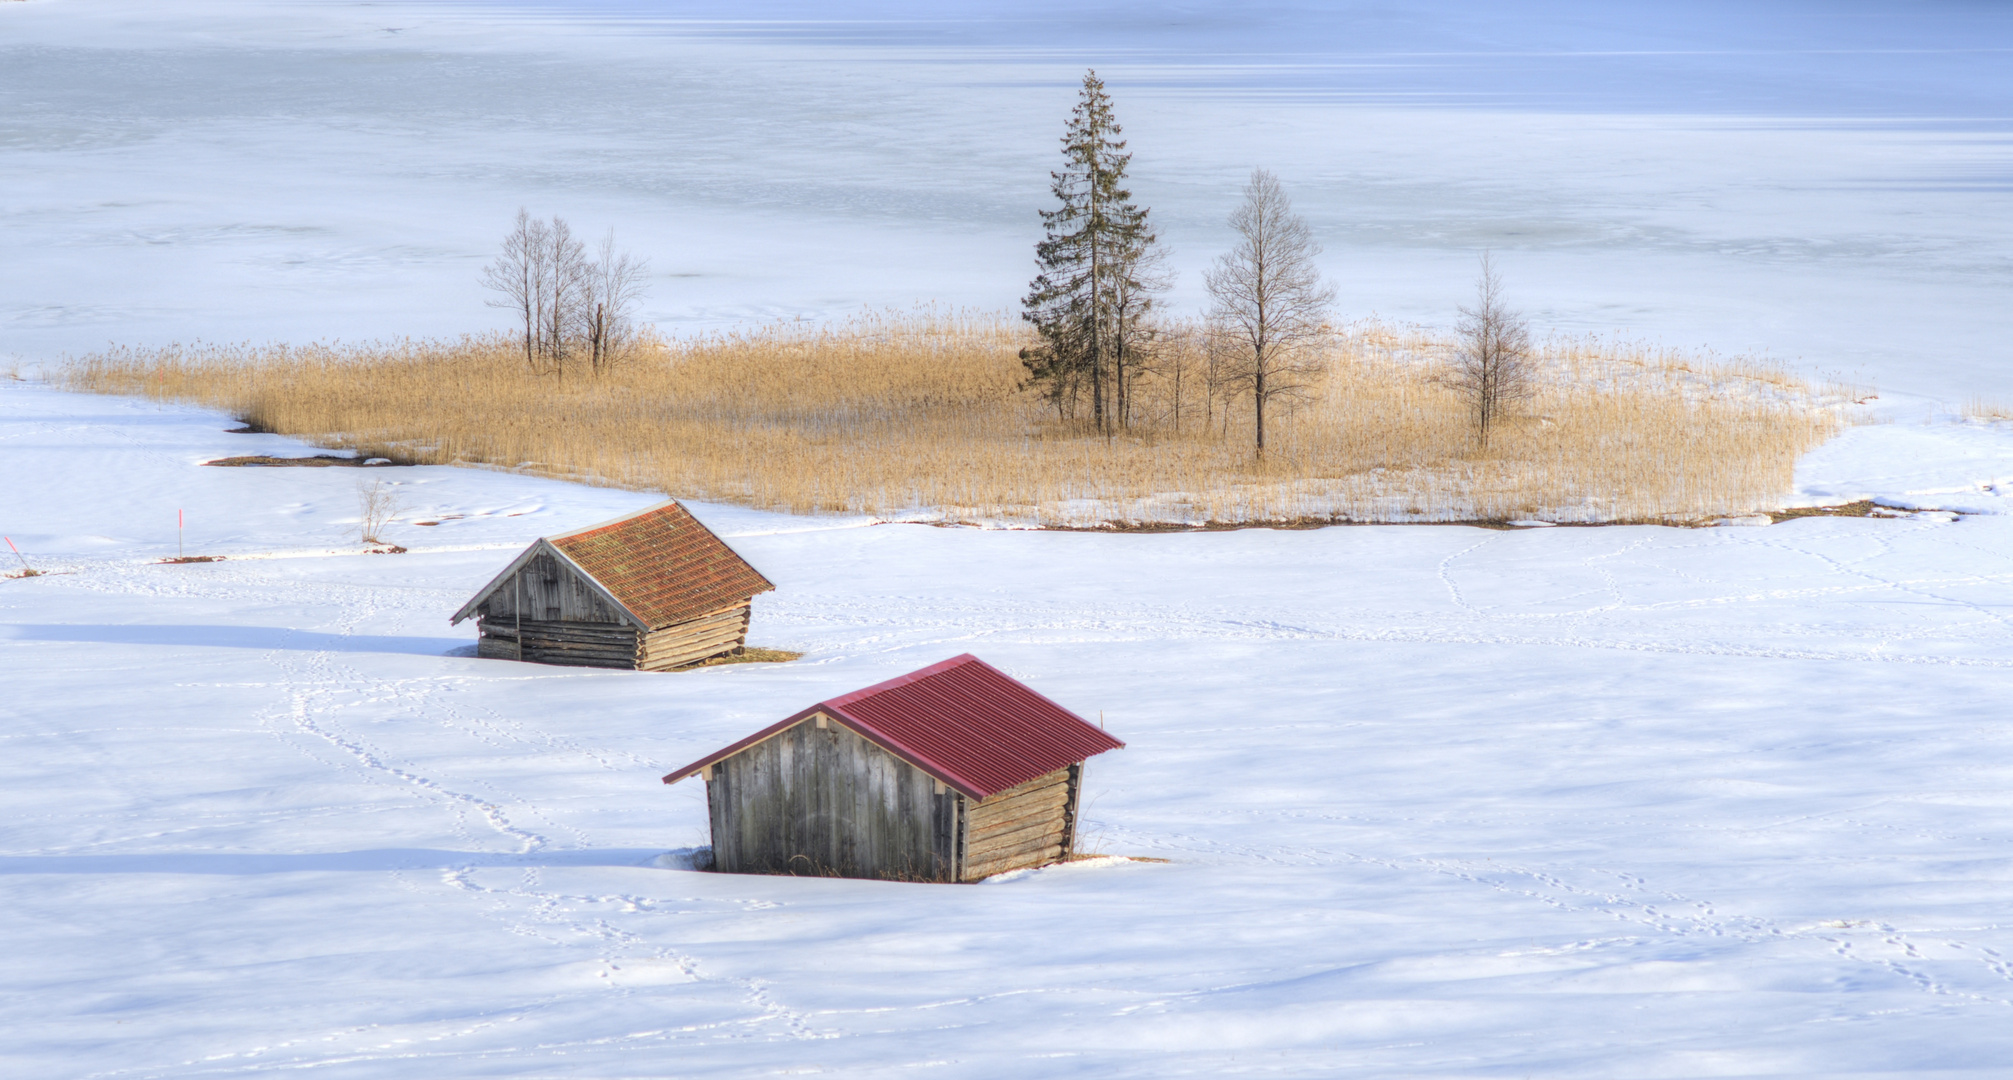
[[8, 382, 2013, 1077], [9, 1, 2013, 1075]]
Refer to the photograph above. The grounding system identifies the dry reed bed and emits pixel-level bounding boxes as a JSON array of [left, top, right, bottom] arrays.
[[62, 312, 1846, 526]]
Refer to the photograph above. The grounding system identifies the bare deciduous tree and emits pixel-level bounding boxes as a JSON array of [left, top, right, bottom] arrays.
[[1109, 238, 1172, 431], [356, 477, 403, 545], [482, 212, 647, 382], [541, 217, 589, 383], [1200, 324, 1239, 438], [1204, 168, 1335, 458], [582, 229, 650, 376], [1141, 320, 1203, 434], [480, 208, 547, 371], [1450, 252, 1533, 448]]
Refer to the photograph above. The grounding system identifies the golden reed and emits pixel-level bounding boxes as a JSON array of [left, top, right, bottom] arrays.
[[63, 310, 1845, 526]]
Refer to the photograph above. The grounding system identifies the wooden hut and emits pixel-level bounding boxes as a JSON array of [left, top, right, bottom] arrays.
[[451, 500, 773, 671], [662, 654, 1124, 882]]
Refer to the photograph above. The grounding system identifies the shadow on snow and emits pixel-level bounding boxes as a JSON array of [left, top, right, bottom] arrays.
[[7, 623, 469, 655], [0, 848, 675, 875]]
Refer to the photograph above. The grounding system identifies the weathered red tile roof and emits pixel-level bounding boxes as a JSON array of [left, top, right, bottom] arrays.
[[547, 501, 773, 629], [663, 654, 1124, 800]]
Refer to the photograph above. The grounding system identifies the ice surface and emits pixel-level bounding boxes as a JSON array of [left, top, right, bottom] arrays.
[[8, 382, 2013, 1076], [2, 0, 2011, 403]]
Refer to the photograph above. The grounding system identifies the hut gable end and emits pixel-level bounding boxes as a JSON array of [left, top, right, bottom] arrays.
[[451, 540, 641, 628]]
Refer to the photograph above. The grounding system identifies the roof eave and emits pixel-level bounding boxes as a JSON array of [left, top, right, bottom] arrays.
[[449, 540, 546, 625], [691, 526, 776, 602], [821, 703, 988, 799]]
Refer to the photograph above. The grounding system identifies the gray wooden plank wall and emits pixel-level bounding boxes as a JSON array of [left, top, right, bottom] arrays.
[[708, 717, 960, 881], [476, 550, 626, 624]]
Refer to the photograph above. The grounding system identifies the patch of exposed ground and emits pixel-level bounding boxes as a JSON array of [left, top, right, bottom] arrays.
[[685, 647, 804, 669], [202, 455, 406, 468], [1016, 500, 1959, 533], [1769, 499, 1884, 523]]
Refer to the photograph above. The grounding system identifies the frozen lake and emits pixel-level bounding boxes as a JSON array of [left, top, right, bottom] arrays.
[[3, 0, 2011, 401]]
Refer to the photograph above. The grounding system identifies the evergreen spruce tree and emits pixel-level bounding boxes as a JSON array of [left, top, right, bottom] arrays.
[[1022, 70, 1162, 433]]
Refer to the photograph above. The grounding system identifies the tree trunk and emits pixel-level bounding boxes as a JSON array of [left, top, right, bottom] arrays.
[[1255, 361, 1267, 458], [592, 302, 605, 375], [1090, 175, 1105, 436]]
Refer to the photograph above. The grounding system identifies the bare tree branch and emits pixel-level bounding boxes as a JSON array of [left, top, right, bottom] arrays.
[[483, 211, 629, 382], [582, 229, 650, 376], [1450, 252, 1534, 448], [479, 208, 545, 372], [1204, 168, 1336, 458], [356, 478, 403, 545], [543, 217, 588, 384]]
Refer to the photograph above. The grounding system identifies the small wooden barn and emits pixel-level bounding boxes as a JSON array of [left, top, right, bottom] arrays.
[[451, 500, 774, 671], [663, 654, 1124, 882]]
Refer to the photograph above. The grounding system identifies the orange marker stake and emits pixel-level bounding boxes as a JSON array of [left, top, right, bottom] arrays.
[[4, 536, 32, 575]]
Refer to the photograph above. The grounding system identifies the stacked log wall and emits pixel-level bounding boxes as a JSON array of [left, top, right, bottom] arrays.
[[959, 765, 1079, 881], [476, 615, 639, 667], [518, 619, 640, 668], [477, 607, 746, 671], [638, 605, 752, 671], [474, 618, 520, 660]]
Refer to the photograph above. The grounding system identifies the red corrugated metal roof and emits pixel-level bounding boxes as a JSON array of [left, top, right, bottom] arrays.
[[546, 501, 773, 630], [661, 654, 1124, 800]]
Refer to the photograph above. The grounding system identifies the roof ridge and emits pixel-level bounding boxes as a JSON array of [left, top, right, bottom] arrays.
[[822, 653, 980, 710], [546, 498, 680, 545], [531, 501, 773, 630]]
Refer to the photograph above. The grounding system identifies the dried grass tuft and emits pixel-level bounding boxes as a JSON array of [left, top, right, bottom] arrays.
[[688, 647, 805, 668], [61, 311, 1847, 525], [1963, 397, 2013, 424]]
